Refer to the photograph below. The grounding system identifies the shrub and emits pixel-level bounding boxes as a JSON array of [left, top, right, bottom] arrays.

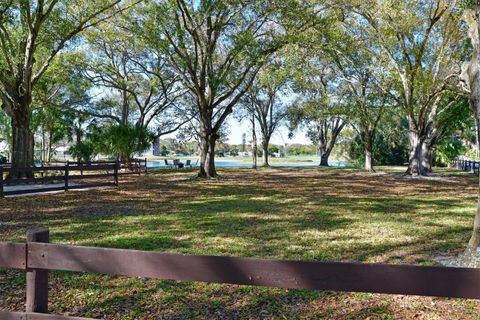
[[434, 138, 466, 167], [69, 141, 96, 162], [349, 134, 409, 166], [94, 124, 154, 160]]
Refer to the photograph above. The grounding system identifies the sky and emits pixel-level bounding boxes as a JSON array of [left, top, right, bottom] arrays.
[[226, 90, 312, 145], [227, 117, 311, 145]]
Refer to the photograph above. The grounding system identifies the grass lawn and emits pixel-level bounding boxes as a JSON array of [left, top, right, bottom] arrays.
[[0, 166, 479, 319]]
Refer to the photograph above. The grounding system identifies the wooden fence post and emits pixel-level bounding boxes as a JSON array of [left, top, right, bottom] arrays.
[[145, 158, 148, 174], [65, 162, 69, 192], [114, 161, 119, 186], [0, 165, 3, 198], [26, 227, 50, 314]]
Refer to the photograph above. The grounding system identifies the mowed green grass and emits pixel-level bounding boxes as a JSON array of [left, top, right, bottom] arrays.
[[0, 166, 479, 319]]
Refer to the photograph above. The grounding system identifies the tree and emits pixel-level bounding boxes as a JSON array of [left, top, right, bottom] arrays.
[[32, 52, 92, 163], [94, 123, 154, 161], [34, 107, 75, 162], [143, 0, 316, 178], [78, 12, 189, 137], [288, 55, 348, 166], [421, 95, 468, 172], [459, 0, 480, 251], [250, 113, 258, 169], [243, 66, 287, 167], [349, 114, 410, 167], [0, 0, 138, 178], [350, 0, 464, 175], [327, 23, 391, 172]]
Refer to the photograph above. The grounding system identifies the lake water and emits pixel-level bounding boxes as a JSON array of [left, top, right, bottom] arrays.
[[147, 159, 348, 168]]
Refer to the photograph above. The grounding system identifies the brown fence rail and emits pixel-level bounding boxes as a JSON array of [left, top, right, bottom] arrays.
[[0, 163, 119, 197], [0, 311, 95, 320], [42, 158, 147, 175], [454, 159, 480, 176], [0, 228, 479, 319]]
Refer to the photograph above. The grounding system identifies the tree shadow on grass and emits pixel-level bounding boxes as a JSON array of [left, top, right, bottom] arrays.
[[62, 277, 460, 320], [1, 168, 479, 318], [3, 180, 469, 261], [62, 277, 328, 320]]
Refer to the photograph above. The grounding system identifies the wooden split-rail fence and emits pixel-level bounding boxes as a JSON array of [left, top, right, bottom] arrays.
[[40, 159, 148, 176], [0, 159, 148, 197], [0, 227, 479, 319]]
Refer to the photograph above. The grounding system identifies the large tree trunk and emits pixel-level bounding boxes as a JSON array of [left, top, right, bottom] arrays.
[[469, 113, 480, 250], [198, 124, 218, 178], [421, 142, 433, 173], [320, 151, 332, 166], [365, 150, 374, 172], [364, 131, 375, 172], [317, 119, 345, 167], [462, 6, 480, 251], [469, 114, 480, 249], [319, 142, 331, 166], [422, 138, 436, 174], [469, 193, 480, 249], [205, 134, 217, 177], [10, 107, 34, 179], [318, 141, 328, 166], [405, 127, 426, 176], [198, 129, 209, 178], [320, 154, 329, 166], [470, 143, 480, 249], [318, 131, 342, 167], [365, 149, 374, 172], [476, 118, 480, 159], [261, 138, 270, 167], [319, 141, 335, 167]]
